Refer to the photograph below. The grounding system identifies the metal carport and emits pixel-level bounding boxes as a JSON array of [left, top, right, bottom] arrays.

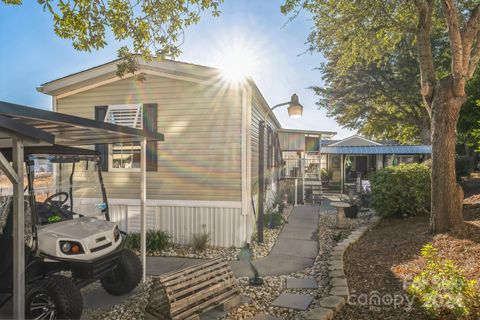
[[0, 101, 164, 319]]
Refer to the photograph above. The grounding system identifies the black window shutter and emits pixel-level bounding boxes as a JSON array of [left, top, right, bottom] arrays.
[[274, 132, 280, 167], [94, 106, 109, 172], [143, 103, 158, 171], [267, 127, 273, 169]]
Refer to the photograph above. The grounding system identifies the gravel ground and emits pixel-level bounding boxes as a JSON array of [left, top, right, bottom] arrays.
[[81, 279, 154, 320], [81, 206, 374, 320], [141, 206, 294, 261], [221, 208, 375, 320]]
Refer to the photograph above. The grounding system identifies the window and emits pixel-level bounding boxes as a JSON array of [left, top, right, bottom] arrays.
[[104, 104, 142, 170], [305, 136, 320, 153]]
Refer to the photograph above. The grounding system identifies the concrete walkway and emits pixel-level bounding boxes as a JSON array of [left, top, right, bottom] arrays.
[[230, 205, 320, 277]]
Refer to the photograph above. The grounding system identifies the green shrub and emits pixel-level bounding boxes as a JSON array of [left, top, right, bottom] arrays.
[[191, 232, 210, 252], [264, 210, 285, 229], [408, 244, 479, 318], [369, 162, 431, 217], [123, 229, 171, 253]]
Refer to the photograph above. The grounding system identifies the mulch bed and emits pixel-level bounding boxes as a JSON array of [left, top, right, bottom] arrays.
[[334, 200, 480, 320]]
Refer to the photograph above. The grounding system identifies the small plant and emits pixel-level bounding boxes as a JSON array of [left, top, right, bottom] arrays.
[[264, 209, 285, 229], [192, 225, 210, 252], [285, 184, 296, 205], [320, 168, 333, 181], [122, 233, 140, 251], [408, 244, 479, 318], [146, 229, 171, 252], [271, 190, 286, 213], [123, 230, 171, 253]]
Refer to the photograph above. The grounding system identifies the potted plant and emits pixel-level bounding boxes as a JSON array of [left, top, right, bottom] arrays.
[[320, 168, 333, 186]]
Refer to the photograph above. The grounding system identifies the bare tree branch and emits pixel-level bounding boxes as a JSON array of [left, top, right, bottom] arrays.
[[414, 0, 435, 110], [462, 4, 480, 75], [442, 0, 465, 96]]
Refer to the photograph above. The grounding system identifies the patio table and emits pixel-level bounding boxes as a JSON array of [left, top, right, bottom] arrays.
[[330, 201, 350, 229]]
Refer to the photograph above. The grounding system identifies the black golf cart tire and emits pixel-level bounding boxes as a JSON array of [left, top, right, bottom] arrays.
[[25, 275, 83, 320], [101, 249, 142, 296]]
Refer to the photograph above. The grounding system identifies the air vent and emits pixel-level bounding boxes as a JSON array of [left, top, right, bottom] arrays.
[[96, 236, 106, 243]]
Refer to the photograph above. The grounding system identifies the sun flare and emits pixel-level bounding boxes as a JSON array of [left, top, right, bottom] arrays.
[[216, 42, 259, 84]]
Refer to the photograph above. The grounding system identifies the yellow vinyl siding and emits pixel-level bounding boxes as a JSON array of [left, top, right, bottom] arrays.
[[56, 74, 242, 201], [250, 94, 279, 192]]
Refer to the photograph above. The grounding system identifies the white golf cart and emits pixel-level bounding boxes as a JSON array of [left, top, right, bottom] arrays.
[[0, 146, 141, 319]]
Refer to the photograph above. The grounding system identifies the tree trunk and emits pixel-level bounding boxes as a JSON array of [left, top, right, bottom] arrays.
[[430, 77, 465, 233]]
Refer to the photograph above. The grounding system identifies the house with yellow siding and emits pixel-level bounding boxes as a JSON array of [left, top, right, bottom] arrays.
[[37, 58, 286, 247]]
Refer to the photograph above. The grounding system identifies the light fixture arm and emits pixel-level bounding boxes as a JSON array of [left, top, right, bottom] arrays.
[[263, 101, 290, 123]]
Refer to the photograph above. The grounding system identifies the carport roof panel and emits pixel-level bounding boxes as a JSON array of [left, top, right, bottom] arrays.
[[321, 145, 432, 154], [0, 101, 164, 146]]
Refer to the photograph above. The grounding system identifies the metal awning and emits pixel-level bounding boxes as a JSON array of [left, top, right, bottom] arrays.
[[321, 145, 432, 155], [0, 145, 100, 162], [0, 101, 164, 147]]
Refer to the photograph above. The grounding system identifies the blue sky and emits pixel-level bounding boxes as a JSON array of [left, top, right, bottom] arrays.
[[0, 0, 355, 138]]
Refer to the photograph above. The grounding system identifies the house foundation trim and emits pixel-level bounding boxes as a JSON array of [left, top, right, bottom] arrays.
[[78, 198, 242, 209]]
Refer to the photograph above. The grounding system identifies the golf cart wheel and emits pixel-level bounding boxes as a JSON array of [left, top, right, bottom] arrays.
[[101, 249, 142, 296], [25, 275, 83, 320]]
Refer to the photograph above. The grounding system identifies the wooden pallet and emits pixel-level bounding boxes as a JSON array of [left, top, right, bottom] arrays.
[[145, 259, 240, 320]]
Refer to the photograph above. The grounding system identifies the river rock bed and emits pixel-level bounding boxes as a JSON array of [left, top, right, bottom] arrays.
[[147, 206, 293, 261], [81, 206, 374, 320], [221, 208, 375, 319]]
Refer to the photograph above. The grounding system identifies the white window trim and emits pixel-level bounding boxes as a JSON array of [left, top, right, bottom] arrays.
[[105, 104, 143, 172]]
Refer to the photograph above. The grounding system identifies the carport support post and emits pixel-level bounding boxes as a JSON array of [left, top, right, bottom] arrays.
[[140, 137, 147, 282], [13, 138, 25, 319]]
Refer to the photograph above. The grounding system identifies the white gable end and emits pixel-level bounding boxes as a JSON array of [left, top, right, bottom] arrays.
[[329, 135, 381, 147]]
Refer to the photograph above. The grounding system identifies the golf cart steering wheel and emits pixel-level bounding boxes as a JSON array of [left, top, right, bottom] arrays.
[[43, 192, 69, 208]]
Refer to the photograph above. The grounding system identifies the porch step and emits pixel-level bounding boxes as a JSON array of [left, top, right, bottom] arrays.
[[305, 182, 322, 204]]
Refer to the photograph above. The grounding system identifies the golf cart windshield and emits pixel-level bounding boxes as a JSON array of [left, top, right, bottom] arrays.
[[30, 154, 108, 225]]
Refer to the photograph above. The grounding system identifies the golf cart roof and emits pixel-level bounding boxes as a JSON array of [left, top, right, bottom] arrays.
[[0, 145, 99, 162], [0, 101, 164, 148]]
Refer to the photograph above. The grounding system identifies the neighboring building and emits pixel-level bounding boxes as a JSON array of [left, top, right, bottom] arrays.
[[37, 58, 283, 247], [279, 134, 432, 197], [278, 129, 336, 204]]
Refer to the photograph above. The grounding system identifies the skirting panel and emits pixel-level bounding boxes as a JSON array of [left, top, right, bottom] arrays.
[[76, 199, 247, 247]]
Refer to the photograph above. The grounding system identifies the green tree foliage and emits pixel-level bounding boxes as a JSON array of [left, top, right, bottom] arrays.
[[315, 40, 431, 144], [3, 0, 223, 75], [282, 0, 480, 233], [369, 162, 431, 217]]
